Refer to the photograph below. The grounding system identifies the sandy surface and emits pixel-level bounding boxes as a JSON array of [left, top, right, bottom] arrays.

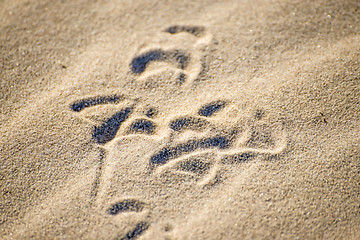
[[1, 0, 359, 239]]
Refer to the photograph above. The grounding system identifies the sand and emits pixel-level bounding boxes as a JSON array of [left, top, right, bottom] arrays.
[[1, 0, 359, 239]]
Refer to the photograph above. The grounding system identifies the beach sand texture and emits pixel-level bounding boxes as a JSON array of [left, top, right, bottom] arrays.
[[1, 0, 359, 239]]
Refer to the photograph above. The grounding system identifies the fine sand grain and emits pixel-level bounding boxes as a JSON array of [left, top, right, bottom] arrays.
[[1, 0, 359, 239]]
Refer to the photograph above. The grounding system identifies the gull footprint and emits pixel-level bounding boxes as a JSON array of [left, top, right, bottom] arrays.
[[70, 97, 286, 238], [69, 96, 286, 189], [130, 25, 213, 87], [70, 97, 152, 239], [150, 101, 287, 187], [69, 95, 157, 203]]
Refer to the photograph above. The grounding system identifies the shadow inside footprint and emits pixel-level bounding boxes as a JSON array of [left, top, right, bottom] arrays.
[[131, 50, 189, 74], [169, 116, 209, 131], [93, 108, 132, 144], [222, 152, 257, 164], [70, 95, 122, 112], [129, 119, 156, 134], [107, 199, 145, 215], [178, 158, 211, 175], [118, 222, 149, 240], [198, 100, 227, 117], [164, 25, 205, 37], [150, 136, 231, 167]]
